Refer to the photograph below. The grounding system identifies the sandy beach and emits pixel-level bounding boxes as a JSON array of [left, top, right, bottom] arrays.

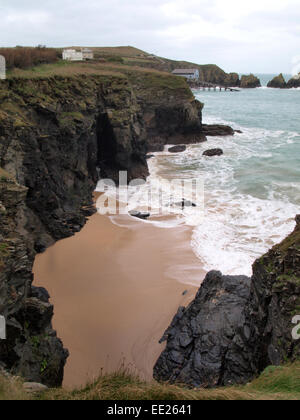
[[33, 211, 205, 388]]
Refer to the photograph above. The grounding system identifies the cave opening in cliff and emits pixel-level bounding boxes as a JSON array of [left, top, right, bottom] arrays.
[[96, 113, 118, 177]]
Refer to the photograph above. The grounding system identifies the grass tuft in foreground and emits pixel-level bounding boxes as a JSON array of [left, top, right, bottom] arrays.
[[1, 363, 300, 400]]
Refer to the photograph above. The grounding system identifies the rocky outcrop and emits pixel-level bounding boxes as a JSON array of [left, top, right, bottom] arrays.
[[202, 124, 235, 136], [168, 146, 186, 153], [240, 74, 261, 89], [245, 215, 300, 370], [154, 216, 300, 388], [154, 272, 252, 387], [224, 73, 240, 87], [287, 74, 300, 88], [203, 149, 223, 157], [267, 74, 287, 89], [0, 171, 68, 387], [0, 71, 209, 385]]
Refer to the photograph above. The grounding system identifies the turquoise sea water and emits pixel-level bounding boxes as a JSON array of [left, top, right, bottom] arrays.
[[148, 74, 300, 276]]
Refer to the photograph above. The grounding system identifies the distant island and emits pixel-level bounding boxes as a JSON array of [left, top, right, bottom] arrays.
[[268, 72, 300, 89]]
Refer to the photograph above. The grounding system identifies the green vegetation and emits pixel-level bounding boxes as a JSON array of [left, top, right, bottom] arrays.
[[106, 56, 124, 64], [1, 363, 300, 400], [275, 225, 300, 254], [1, 45, 227, 96], [58, 112, 85, 129]]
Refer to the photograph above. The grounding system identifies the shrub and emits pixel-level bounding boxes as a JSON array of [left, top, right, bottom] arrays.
[[0, 47, 59, 70]]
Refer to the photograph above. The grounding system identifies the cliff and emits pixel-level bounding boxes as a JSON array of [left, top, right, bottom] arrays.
[[154, 216, 300, 388], [0, 69, 206, 386], [78, 46, 241, 87]]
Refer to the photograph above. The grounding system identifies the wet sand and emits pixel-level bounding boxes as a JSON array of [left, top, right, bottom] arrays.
[[33, 212, 205, 388]]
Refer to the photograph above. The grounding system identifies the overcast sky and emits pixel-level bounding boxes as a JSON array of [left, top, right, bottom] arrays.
[[1, 0, 300, 74]]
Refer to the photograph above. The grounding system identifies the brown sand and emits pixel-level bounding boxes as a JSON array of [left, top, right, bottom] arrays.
[[33, 212, 205, 388]]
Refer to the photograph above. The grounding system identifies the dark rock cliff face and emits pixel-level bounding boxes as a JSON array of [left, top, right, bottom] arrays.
[[246, 215, 300, 370], [0, 171, 68, 387], [154, 217, 300, 388], [154, 271, 252, 387], [0, 72, 207, 385]]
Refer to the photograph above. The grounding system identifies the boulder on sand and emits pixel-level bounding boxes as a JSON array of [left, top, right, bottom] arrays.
[[129, 210, 150, 220], [174, 199, 197, 209]]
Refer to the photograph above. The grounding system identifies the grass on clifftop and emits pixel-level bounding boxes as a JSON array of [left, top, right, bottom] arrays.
[[1, 363, 300, 401], [3, 60, 193, 102]]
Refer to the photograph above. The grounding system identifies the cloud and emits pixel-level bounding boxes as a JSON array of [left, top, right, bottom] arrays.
[[0, 0, 299, 73], [5, 11, 50, 25], [292, 55, 300, 75]]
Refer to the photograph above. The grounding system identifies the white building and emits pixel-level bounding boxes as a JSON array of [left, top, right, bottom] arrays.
[[172, 69, 200, 80], [62, 49, 83, 61], [62, 48, 94, 62]]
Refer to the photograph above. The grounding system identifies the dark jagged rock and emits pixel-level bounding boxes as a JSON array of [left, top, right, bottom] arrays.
[[174, 199, 197, 209], [203, 148, 223, 157], [145, 99, 207, 152], [267, 74, 287, 89], [240, 74, 261, 89], [245, 215, 300, 371], [168, 145, 186, 153], [0, 173, 68, 387], [154, 216, 300, 388], [154, 271, 252, 387], [129, 210, 150, 220], [31, 287, 50, 304], [287, 74, 300, 88], [202, 124, 235, 136]]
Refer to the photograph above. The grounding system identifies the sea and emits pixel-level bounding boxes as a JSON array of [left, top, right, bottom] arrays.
[[100, 74, 300, 277]]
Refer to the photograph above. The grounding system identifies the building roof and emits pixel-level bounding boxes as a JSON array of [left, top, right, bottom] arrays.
[[82, 48, 93, 53], [172, 69, 199, 75]]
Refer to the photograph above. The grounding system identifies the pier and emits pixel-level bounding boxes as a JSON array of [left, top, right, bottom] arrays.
[[189, 81, 240, 92]]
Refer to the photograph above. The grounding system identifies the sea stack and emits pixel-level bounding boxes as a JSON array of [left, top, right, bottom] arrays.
[[240, 74, 261, 88], [287, 73, 300, 88], [224, 72, 240, 87], [267, 73, 287, 89]]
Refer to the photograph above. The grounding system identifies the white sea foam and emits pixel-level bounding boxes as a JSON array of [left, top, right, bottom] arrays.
[[98, 101, 299, 277], [144, 117, 299, 276]]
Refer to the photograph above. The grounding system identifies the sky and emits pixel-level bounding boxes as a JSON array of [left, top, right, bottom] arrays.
[[0, 0, 300, 74]]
